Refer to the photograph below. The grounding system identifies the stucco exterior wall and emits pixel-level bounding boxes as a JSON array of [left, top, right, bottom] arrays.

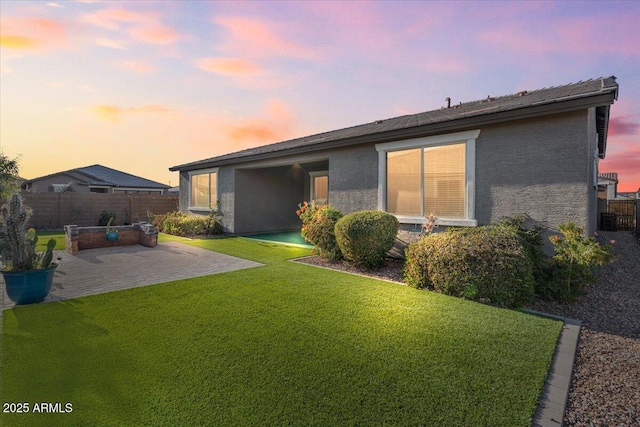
[[328, 143, 379, 214], [179, 109, 598, 240], [26, 173, 94, 193], [218, 167, 235, 233], [475, 110, 593, 234], [178, 171, 189, 211]]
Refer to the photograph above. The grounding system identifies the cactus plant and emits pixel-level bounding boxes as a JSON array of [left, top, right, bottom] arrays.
[[0, 193, 57, 271]]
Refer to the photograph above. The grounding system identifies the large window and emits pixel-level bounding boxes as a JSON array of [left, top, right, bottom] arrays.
[[377, 130, 479, 226], [189, 169, 217, 210]]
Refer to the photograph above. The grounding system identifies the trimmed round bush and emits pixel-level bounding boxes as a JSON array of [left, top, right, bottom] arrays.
[[403, 224, 535, 308], [334, 210, 399, 269], [301, 205, 343, 260]]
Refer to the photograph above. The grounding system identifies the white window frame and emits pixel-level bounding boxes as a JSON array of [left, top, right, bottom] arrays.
[[376, 129, 479, 227], [52, 184, 69, 193], [188, 168, 218, 212], [309, 170, 329, 204]]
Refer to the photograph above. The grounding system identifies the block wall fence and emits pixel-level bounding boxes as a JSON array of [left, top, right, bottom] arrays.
[[5, 193, 178, 230]]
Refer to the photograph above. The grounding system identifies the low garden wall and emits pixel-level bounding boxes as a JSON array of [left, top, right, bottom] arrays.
[[65, 223, 158, 254]]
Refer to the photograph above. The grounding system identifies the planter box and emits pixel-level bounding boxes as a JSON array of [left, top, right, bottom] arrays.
[[64, 223, 157, 254]]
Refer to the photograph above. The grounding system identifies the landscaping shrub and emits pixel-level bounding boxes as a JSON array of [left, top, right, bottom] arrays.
[[494, 215, 549, 294], [98, 210, 116, 226], [334, 210, 399, 269], [546, 222, 612, 300], [404, 223, 536, 308], [151, 212, 169, 233], [297, 201, 343, 260], [161, 212, 223, 237]]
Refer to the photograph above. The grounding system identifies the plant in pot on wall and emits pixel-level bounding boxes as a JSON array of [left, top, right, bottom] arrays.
[[0, 193, 58, 305], [105, 217, 119, 242]]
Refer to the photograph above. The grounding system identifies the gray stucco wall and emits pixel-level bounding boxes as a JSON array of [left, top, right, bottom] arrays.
[[27, 173, 93, 193], [475, 110, 594, 235], [178, 171, 189, 211], [328, 143, 379, 214], [178, 109, 598, 241]]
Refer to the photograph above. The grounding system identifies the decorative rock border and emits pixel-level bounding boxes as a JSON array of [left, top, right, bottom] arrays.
[[64, 223, 158, 254]]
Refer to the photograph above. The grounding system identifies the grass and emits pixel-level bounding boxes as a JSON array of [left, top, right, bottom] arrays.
[[1, 234, 563, 426], [31, 231, 66, 252]]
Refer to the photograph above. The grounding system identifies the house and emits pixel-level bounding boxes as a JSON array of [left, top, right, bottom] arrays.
[[170, 77, 618, 241], [598, 172, 618, 200], [22, 164, 170, 194]]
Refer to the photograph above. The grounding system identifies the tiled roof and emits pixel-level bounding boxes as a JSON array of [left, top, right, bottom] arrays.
[[27, 165, 169, 189], [171, 77, 618, 171], [598, 172, 618, 182]]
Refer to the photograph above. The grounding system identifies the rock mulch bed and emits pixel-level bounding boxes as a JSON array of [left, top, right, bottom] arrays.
[[295, 229, 639, 426], [531, 230, 639, 427]]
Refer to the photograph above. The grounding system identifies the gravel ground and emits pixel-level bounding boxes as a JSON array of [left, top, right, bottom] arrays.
[[531, 230, 640, 427], [295, 229, 640, 426]]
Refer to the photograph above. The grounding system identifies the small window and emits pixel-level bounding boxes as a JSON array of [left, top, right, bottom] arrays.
[[189, 169, 217, 210], [310, 171, 329, 205]]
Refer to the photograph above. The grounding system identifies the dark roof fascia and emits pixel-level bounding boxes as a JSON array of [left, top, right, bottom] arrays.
[[171, 89, 617, 172]]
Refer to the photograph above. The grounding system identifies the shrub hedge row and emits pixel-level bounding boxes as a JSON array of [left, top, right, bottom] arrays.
[[153, 212, 223, 237], [404, 223, 536, 308]]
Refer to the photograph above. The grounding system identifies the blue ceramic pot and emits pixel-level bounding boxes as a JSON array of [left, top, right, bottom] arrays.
[[2, 264, 57, 305], [106, 231, 119, 242]]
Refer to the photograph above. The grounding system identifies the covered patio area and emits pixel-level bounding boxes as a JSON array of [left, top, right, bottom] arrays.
[[232, 159, 328, 234]]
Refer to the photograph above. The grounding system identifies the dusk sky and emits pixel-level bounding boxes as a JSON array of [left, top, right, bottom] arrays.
[[1, 0, 638, 191]]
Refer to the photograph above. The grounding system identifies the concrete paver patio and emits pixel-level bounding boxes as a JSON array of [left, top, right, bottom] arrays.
[[1, 241, 263, 310]]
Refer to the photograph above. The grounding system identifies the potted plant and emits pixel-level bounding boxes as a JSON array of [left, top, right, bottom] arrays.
[[0, 193, 57, 305], [105, 217, 119, 241]]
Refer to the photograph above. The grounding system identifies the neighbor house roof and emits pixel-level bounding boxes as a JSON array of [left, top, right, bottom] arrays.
[[598, 172, 618, 182], [24, 164, 170, 189], [171, 77, 618, 172]]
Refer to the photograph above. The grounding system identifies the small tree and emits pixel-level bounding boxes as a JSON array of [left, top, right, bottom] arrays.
[[549, 222, 612, 297], [0, 154, 20, 200]]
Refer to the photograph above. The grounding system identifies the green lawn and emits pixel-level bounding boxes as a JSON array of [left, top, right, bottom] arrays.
[[1, 234, 562, 426], [33, 231, 66, 252]]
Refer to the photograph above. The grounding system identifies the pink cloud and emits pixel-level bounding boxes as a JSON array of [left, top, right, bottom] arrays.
[[0, 16, 67, 51], [92, 104, 172, 122], [215, 16, 319, 60], [609, 116, 640, 136], [82, 7, 180, 46], [96, 38, 126, 50], [478, 13, 639, 59], [600, 148, 640, 192], [224, 99, 294, 145], [195, 58, 260, 75], [119, 60, 154, 73], [81, 8, 149, 30], [130, 24, 178, 45]]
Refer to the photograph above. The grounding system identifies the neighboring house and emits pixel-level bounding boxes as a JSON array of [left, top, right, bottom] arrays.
[[615, 192, 637, 201], [168, 186, 180, 195], [22, 164, 170, 194], [598, 172, 618, 200], [170, 77, 618, 240]]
